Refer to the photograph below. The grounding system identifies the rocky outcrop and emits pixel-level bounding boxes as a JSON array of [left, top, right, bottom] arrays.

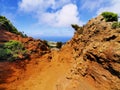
[[61, 15, 120, 90]]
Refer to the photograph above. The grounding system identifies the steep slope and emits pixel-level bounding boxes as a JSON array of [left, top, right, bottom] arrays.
[[0, 16, 50, 89], [59, 15, 120, 90]]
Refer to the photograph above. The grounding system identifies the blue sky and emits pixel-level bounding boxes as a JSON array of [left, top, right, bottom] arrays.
[[0, 0, 120, 39]]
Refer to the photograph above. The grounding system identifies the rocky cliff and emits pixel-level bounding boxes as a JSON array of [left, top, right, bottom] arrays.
[[60, 15, 120, 90]]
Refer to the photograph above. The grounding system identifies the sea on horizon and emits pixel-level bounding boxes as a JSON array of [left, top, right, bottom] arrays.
[[33, 36, 72, 42]]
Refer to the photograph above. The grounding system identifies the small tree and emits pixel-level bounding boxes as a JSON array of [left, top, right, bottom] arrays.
[[71, 24, 83, 34], [56, 42, 62, 48], [71, 24, 80, 31], [101, 12, 118, 22], [43, 40, 49, 47]]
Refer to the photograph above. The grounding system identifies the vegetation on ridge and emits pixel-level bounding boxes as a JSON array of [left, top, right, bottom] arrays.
[[0, 16, 27, 37], [71, 24, 81, 31], [101, 12, 118, 22], [112, 22, 120, 29]]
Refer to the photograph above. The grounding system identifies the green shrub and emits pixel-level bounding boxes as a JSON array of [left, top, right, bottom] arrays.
[[112, 22, 120, 29], [56, 42, 62, 48], [71, 24, 80, 31], [101, 12, 118, 22], [4, 40, 24, 50], [43, 40, 49, 47], [0, 48, 11, 60], [0, 40, 29, 61]]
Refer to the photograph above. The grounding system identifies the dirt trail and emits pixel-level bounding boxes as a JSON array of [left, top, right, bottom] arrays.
[[2, 50, 72, 90], [0, 51, 97, 90], [16, 61, 71, 90], [11, 51, 96, 90]]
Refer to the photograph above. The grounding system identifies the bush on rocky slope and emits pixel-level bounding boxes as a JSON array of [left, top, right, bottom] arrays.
[[71, 24, 81, 31], [0, 40, 29, 61], [71, 24, 83, 34], [101, 12, 118, 22], [112, 22, 120, 29], [56, 42, 62, 48]]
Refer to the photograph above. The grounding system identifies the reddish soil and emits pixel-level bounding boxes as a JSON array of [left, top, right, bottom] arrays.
[[0, 50, 97, 90], [0, 50, 73, 90]]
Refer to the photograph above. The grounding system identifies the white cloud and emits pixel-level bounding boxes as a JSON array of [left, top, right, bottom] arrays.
[[18, 0, 82, 27], [80, 0, 120, 18], [81, 0, 106, 11], [55, 4, 80, 27], [19, 0, 71, 12], [97, 0, 120, 16], [19, 0, 41, 12], [40, 4, 81, 27]]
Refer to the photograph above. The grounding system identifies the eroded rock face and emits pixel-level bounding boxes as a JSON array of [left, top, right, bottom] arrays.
[[62, 15, 120, 90]]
